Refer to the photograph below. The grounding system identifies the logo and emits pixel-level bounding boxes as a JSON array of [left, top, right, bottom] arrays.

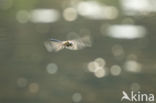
[[121, 91, 155, 102]]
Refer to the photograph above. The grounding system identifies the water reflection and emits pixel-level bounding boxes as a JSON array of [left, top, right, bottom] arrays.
[[76, 1, 118, 20], [88, 58, 107, 78], [120, 0, 156, 15], [17, 77, 28, 88], [16, 10, 30, 23], [16, 9, 60, 23], [130, 82, 141, 92], [110, 65, 122, 76], [124, 60, 142, 73], [106, 24, 146, 39], [30, 9, 60, 23], [72, 92, 82, 102], [28, 82, 39, 94], [63, 7, 78, 22], [112, 44, 125, 60], [46, 63, 58, 74]]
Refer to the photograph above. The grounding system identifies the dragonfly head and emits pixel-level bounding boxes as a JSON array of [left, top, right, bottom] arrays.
[[63, 41, 73, 47]]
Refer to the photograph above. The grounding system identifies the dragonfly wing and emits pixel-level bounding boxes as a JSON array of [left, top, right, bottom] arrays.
[[44, 41, 64, 52], [50, 38, 62, 42], [66, 36, 92, 50]]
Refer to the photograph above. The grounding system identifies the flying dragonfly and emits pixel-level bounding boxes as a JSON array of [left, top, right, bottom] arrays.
[[44, 36, 92, 52]]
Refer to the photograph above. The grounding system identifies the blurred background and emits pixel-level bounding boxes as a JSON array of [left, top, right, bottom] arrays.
[[0, 0, 156, 103]]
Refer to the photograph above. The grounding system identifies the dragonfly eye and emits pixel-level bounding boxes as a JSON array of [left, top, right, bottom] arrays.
[[69, 43, 73, 46], [65, 41, 73, 47]]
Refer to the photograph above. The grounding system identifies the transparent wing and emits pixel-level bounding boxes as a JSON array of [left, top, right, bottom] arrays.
[[50, 38, 62, 42], [44, 40, 64, 52], [66, 35, 92, 50]]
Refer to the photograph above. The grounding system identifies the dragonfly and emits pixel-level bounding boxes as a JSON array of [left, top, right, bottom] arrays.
[[44, 36, 92, 52]]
